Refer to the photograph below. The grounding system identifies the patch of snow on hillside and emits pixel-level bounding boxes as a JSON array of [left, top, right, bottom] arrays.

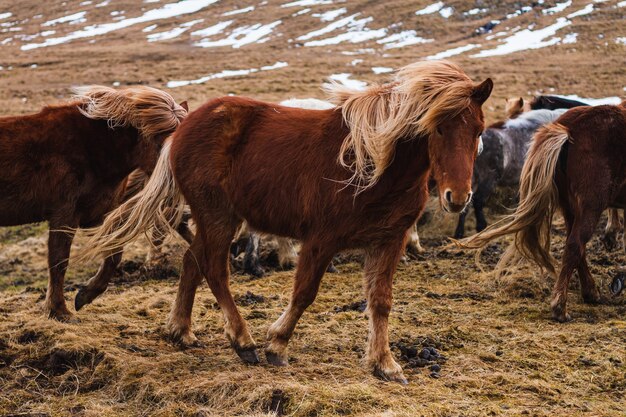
[[415, 2, 444, 15], [0, 13, 12, 20], [223, 6, 255, 16], [426, 43, 480, 60], [372, 66, 392, 74], [378, 30, 432, 48], [42, 11, 87, 27], [439, 7, 453, 18], [562, 32, 577, 43], [191, 20, 232, 37], [567, 4, 593, 18], [543, 0, 571, 14], [143, 24, 157, 32], [292, 8, 311, 16], [297, 13, 361, 41], [472, 18, 571, 57], [167, 61, 288, 88], [329, 73, 367, 90], [22, 0, 219, 50], [313, 8, 347, 21], [616, 37, 626, 45], [464, 8, 487, 15], [282, 0, 333, 7], [147, 18, 202, 41], [194, 20, 282, 48]]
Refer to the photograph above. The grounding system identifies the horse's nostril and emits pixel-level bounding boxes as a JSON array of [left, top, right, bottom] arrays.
[[445, 190, 452, 203]]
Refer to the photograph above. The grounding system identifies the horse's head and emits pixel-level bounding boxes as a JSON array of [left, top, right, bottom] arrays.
[[429, 78, 493, 213], [505, 97, 526, 119]]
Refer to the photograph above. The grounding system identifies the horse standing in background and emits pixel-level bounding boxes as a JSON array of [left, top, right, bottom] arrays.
[[75, 61, 492, 383], [453, 109, 566, 238], [461, 102, 626, 322], [0, 86, 188, 320]]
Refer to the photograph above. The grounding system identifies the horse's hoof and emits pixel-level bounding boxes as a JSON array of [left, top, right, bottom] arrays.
[[48, 309, 79, 323], [235, 346, 260, 364], [582, 291, 602, 305], [245, 265, 265, 278], [74, 288, 101, 311], [266, 350, 288, 366], [601, 234, 618, 251], [373, 366, 408, 384], [552, 310, 571, 323]]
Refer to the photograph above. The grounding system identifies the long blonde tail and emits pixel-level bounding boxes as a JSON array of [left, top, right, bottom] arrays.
[[458, 123, 571, 277], [74, 138, 185, 262]]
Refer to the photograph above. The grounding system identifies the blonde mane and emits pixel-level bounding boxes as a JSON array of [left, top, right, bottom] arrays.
[[72, 85, 187, 140], [324, 60, 476, 190]]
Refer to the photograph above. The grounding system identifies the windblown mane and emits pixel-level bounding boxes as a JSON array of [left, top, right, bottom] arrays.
[[72, 85, 187, 139], [324, 60, 476, 190]]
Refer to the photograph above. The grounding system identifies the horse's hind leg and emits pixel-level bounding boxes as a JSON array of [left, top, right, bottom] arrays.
[[75, 250, 123, 311], [277, 237, 298, 270], [167, 236, 206, 346], [244, 232, 265, 277], [46, 220, 77, 321], [363, 238, 407, 383], [552, 205, 603, 321], [601, 209, 621, 251], [266, 241, 335, 366]]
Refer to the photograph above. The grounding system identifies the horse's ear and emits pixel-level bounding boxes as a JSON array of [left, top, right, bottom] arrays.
[[472, 78, 493, 105], [180, 101, 189, 111], [517, 97, 524, 106]]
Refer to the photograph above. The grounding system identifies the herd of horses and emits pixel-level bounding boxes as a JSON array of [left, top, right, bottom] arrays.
[[1, 60, 624, 383]]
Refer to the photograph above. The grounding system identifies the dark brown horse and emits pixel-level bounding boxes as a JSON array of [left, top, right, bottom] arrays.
[[0, 86, 188, 321], [460, 102, 626, 322], [77, 61, 492, 383]]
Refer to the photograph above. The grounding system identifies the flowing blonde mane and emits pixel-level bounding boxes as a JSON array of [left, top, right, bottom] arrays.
[[324, 60, 476, 190], [72, 85, 187, 139]]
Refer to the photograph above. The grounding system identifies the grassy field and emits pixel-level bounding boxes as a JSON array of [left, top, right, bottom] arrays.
[[1, 0, 626, 416]]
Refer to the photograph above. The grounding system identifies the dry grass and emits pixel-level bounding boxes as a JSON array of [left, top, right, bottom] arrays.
[[1, 211, 625, 416], [1, 0, 626, 415]]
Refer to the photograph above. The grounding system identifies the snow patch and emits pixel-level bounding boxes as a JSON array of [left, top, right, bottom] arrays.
[[426, 43, 480, 60], [378, 30, 432, 48], [415, 2, 444, 15], [439, 7, 453, 18], [0, 12, 12, 20], [167, 61, 288, 88], [223, 6, 255, 16], [42, 11, 87, 26], [472, 18, 571, 57], [543, 0, 571, 14], [282, 0, 333, 7], [329, 73, 367, 90], [22, 0, 219, 50], [147, 18, 202, 41], [567, 4, 594, 18], [562, 32, 577, 44], [372, 66, 393, 74], [313, 7, 347, 21], [194, 20, 281, 48], [191, 20, 232, 37]]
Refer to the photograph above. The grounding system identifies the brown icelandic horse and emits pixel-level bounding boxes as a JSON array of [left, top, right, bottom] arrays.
[[0, 86, 188, 321], [460, 102, 626, 322], [76, 60, 492, 383]]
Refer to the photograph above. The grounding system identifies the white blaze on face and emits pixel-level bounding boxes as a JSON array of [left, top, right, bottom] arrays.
[[477, 135, 484, 156]]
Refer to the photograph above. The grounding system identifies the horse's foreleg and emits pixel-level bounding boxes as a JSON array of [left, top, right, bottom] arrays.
[[601, 209, 621, 251], [363, 239, 407, 383], [266, 241, 335, 366], [277, 237, 298, 270], [473, 195, 487, 233], [74, 250, 122, 311], [46, 224, 76, 321], [405, 223, 425, 255], [453, 211, 467, 239]]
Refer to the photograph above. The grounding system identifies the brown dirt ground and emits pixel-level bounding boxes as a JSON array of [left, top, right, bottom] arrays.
[[1, 1, 626, 416]]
